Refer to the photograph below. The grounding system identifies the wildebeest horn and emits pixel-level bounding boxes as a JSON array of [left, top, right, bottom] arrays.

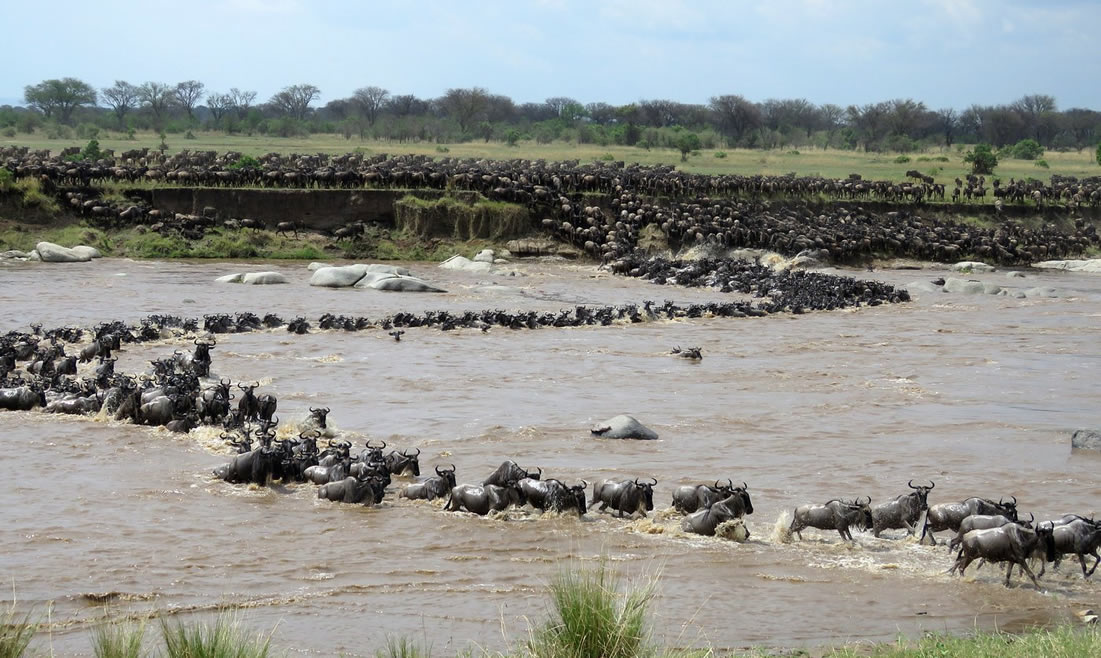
[[579, 480, 588, 489], [309, 406, 318, 413], [220, 377, 231, 386], [648, 477, 658, 486], [323, 407, 330, 413], [908, 479, 917, 489], [1027, 512, 1034, 523], [1010, 495, 1017, 505], [927, 480, 934, 489], [714, 480, 723, 489], [194, 338, 200, 345], [742, 481, 748, 490], [435, 465, 445, 476]]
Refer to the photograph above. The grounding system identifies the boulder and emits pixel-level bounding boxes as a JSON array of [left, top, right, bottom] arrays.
[[307, 262, 333, 271], [365, 264, 411, 276], [28, 250, 41, 261], [473, 249, 495, 263], [905, 280, 943, 294], [952, 261, 995, 273], [943, 278, 985, 294], [506, 238, 557, 257], [590, 414, 659, 440], [309, 265, 368, 287], [242, 271, 288, 285], [35, 241, 91, 263], [439, 255, 493, 273], [0, 250, 30, 260], [1033, 259, 1101, 274], [1071, 429, 1101, 450], [70, 245, 102, 259], [982, 283, 1003, 295], [215, 273, 244, 283], [367, 276, 446, 293], [1006, 271, 1026, 279], [1025, 286, 1060, 298]]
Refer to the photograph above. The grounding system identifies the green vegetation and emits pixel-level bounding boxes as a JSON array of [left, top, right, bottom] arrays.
[[527, 561, 656, 658], [826, 625, 1101, 658], [160, 613, 273, 658], [676, 133, 702, 162], [92, 620, 146, 658], [894, 155, 911, 164], [964, 143, 998, 175], [1008, 138, 1044, 160], [228, 154, 261, 170], [1096, 142, 1100, 166], [394, 194, 529, 242], [0, 604, 36, 658]]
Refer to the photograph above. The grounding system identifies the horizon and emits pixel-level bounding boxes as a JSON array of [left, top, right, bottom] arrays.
[[2, 0, 1099, 112]]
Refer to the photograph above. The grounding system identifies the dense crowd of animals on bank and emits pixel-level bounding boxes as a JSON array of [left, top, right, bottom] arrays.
[[3, 310, 1100, 590], [3, 147, 1100, 268]]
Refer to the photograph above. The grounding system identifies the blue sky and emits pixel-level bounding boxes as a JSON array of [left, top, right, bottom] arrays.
[[2, 0, 1098, 110]]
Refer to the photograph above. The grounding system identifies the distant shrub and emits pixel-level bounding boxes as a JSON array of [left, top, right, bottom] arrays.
[[435, 145, 449, 153], [636, 140, 651, 151], [600, 152, 615, 161], [2, 127, 15, 138], [1095, 142, 1100, 166], [1035, 159, 1050, 169], [786, 150, 800, 155], [228, 155, 260, 170], [713, 151, 727, 159], [1011, 138, 1044, 160], [505, 129, 521, 147], [964, 143, 998, 174], [894, 155, 911, 164], [185, 130, 196, 140]]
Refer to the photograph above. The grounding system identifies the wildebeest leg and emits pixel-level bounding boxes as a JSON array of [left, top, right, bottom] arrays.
[[1088, 550, 1100, 577], [1078, 553, 1091, 578], [1016, 560, 1042, 589]]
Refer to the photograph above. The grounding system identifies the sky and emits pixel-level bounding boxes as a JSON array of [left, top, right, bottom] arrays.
[[2, 0, 1099, 111]]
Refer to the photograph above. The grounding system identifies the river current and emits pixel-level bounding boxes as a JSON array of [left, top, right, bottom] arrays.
[[1, 256, 1099, 655]]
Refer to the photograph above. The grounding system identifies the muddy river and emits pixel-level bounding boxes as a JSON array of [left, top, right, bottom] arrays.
[[2, 256, 1099, 655]]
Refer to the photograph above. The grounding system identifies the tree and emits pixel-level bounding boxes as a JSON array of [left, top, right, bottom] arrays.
[[138, 82, 175, 129], [269, 84, 320, 120], [173, 80, 205, 120], [352, 86, 389, 126], [228, 88, 257, 119], [101, 80, 140, 129], [846, 102, 891, 150], [819, 104, 845, 148], [676, 132, 701, 161], [936, 107, 957, 147], [585, 102, 617, 125], [1010, 138, 1044, 160], [23, 78, 97, 124], [709, 95, 761, 145], [441, 87, 489, 134], [206, 92, 232, 124], [964, 143, 998, 174], [545, 97, 579, 119], [387, 94, 426, 117], [1096, 142, 1101, 166]]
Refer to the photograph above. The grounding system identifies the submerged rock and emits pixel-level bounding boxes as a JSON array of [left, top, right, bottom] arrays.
[[35, 241, 91, 263], [242, 271, 288, 285], [952, 261, 995, 273], [1071, 429, 1101, 450]]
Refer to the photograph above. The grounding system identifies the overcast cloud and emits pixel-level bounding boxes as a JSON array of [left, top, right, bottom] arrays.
[[2, 0, 1098, 110]]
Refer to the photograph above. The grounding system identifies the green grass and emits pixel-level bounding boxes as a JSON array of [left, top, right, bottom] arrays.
[[160, 613, 273, 658], [825, 625, 1101, 658], [526, 560, 657, 658], [92, 620, 147, 658], [377, 635, 432, 658], [0, 604, 35, 658], [5, 130, 1098, 181]]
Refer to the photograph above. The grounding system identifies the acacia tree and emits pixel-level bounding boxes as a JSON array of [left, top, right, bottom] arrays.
[[441, 87, 489, 134], [709, 94, 761, 145], [174, 80, 206, 120], [228, 88, 257, 119], [206, 92, 232, 125], [101, 80, 140, 129], [351, 86, 389, 126], [138, 82, 175, 129], [23, 77, 97, 124], [936, 107, 958, 147], [269, 84, 320, 120]]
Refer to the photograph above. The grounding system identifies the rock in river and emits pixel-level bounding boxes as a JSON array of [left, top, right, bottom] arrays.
[[590, 415, 659, 440]]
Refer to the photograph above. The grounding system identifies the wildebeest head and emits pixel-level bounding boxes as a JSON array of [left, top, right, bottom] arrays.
[[308, 406, 330, 429], [569, 480, 588, 514], [1036, 521, 1057, 562], [997, 495, 1019, 522], [634, 477, 657, 512], [853, 496, 873, 529], [908, 479, 935, 511], [483, 460, 539, 487], [435, 464, 458, 489], [725, 481, 754, 515], [362, 439, 386, 463]]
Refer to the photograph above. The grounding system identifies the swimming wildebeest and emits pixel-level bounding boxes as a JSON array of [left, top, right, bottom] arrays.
[[870, 480, 934, 538], [591, 478, 657, 518], [790, 497, 873, 542]]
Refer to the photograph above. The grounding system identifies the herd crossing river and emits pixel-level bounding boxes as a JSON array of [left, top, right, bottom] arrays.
[[2, 255, 1100, 655]]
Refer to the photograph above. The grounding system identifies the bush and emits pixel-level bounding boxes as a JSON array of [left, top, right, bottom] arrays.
[[528, 561, 656, 658], [0, 167, 13, 191], [228, 155, 260, 170], [1011, 138, 1044, 160], [92, 620, 146, 658], [675, 132, 701, 161], [713, 151, 727, 159], [1096, 142, 1101, 166], [1, 604, 36, 658], [505, 129, 521, 147], [894, 155, 911, 164], [82, 138, 104, 162], [160, 613, 273, 658], [185, 130, 196, 140], [435, 145, 449, 153], [600, 152, 616, 161], [3, 126, 16, 138], [964, 143, 998, 174], [1035, 159, 1050, 169]]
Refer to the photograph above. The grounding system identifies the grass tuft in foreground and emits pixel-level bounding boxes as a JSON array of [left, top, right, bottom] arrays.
[[92, 619, 147, 658], [825, 624, 1101, 658], [0, 604, 35, 658], [160, 612, 273, 658], [377, 634, 433, 658], [526, 560, 657, 658]]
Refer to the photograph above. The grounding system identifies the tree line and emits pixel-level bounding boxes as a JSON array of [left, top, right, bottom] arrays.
[[5, 77, 1101, 154]]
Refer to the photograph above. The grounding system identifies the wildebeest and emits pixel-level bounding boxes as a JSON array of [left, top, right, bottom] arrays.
[[790, 497, 873, 542], [1039, 518, 1101, 578], [175, 338, 215, 377], [921, 496, 1018, 545], [672, 480, 746, 514], [304, 457, 351, 485], [256, 393, 277, 422], [400, 464, 457, 501], [384, 448, 421, 477], [213, 445, 278, 485], [305, 406, 330, 430], [237, 382, 260, 421], [682, 492, 753, 537], [483, 460, 540, 487], [0, 386, 47, 411], [591, 478, 657, 518], [948, 513, 1033, 552], [319, 476, 386, 505], [950, 523, 1056, 588], [518, 478, 588, 514], [870, 480, 934, 538], [444, 483, 522, 516]]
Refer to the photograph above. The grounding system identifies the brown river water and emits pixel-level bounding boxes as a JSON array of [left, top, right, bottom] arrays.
[[2, 256, 1100, 655]]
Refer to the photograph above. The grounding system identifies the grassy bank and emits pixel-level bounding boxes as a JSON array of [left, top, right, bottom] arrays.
[[4, 565, 1099, 657], [5, 130, 1098, 181], [395, 195, 531, 241], [0, 218, 510, 262]]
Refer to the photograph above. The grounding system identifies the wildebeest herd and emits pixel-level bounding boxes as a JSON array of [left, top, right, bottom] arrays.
[[3, 306, 1100, 591], [3, 146, 1099, 268]]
